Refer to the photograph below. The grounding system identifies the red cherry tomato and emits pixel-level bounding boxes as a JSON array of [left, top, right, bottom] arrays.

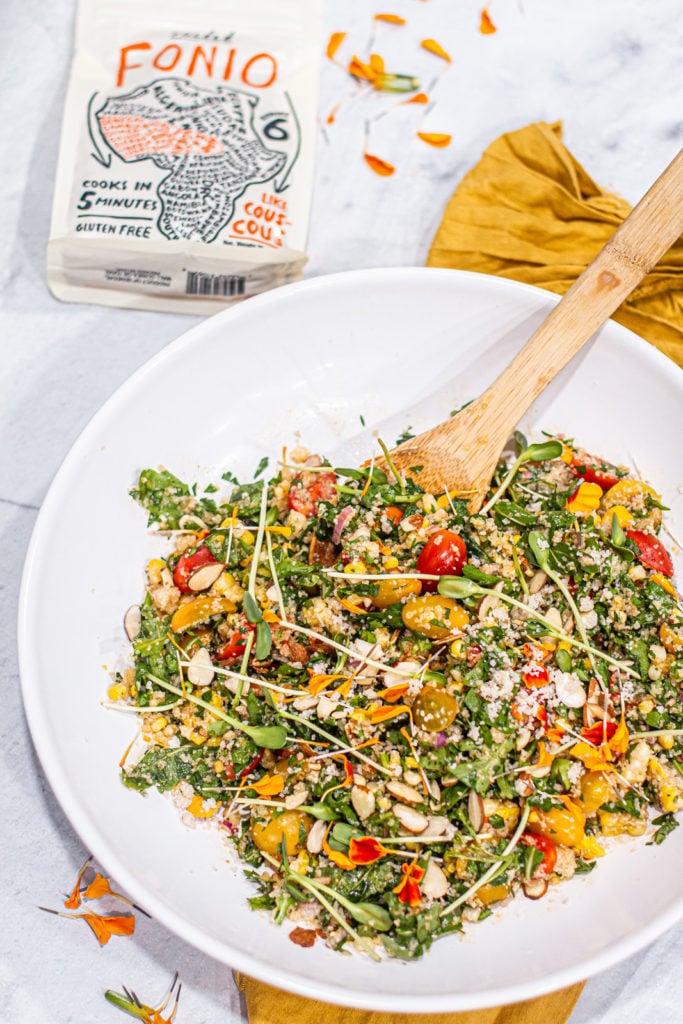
[[173, 545, 217, 593], [626, 530, 673, 577], [288, 472, 337, 516], [569, 451, 621, 490], [215, 623, 255, 663], [416, 529, 467, 592], [520, 832, 557, 875]]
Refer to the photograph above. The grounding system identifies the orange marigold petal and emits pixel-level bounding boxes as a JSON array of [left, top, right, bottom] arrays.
[[364, 152, 396, 176], [369, 52, 385, 74], [83, 873, 113, 900], [421, 38, 452, 62], [376, 682, 410, 703], [63, 857, 92, 910], [404, 92, 429, 104], [479, 9, 497, 34], [80, 912, 135, 945], [349, 55, 377, 81], [349, 837, 388, 865], [251, 773, 285, 797], [416, 132, 452, 147], [375, 13, 406, 24], [326, 32, 347, 60], [370, 703, 409, 724]]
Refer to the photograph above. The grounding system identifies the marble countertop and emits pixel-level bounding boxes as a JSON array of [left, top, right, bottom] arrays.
[[2, 0, 682, 1020]]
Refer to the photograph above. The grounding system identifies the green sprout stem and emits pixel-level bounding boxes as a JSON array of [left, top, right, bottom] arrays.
[[146, 674, 286, 749], [480, 441, 563, 515]]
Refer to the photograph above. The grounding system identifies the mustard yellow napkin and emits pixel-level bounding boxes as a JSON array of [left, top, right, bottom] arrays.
[[427, 121, 683, 367], [235, 973, 584, 1024]]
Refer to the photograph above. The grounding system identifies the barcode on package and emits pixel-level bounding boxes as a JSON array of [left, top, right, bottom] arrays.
[[185, 272, 246, 297]]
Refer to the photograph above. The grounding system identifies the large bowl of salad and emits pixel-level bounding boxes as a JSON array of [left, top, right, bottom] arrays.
[[18, 268, 683, 1012]]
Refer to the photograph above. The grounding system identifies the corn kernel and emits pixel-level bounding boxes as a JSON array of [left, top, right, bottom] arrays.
[[449, 638, 465, 659], [210, 692, 223, 709], [129, 685, 138, 699], [405, 756, 419, 769], [207, 736, 222, 747], [638, 698, 656, 714], [189, 729, 207, 746], [383, 555, 399, 570], [107, 682, 128, 701], [220, 516, 238, 528], [151, 716, 167, 732], [241, 530, 255, 546], [213, 760, 225, 773], [658, 735, 675, 751]]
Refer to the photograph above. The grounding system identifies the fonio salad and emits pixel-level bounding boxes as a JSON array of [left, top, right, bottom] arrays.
[[111, 434, 683, 960]]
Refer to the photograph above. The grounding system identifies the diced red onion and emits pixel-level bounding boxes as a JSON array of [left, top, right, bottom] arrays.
[[435, 732, 447, 748], [332, 505, 355, 545]]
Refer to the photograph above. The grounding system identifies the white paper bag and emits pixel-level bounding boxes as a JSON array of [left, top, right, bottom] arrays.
[[48, 0, 322, 313]]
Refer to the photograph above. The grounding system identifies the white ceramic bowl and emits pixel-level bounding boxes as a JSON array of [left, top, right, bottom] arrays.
[[19, 269, 683, 1012]]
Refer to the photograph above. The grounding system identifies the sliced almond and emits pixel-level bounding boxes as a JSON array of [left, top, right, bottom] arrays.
[[393, 804, 428, 834], [293, 694, 319, 711], [387, 780, 423, 805], [543, 607, 563, 632], [187, 562, 226, 592], [316, 694, 337, 720], [529, 571, 547, 595], [554, 673, 586, 708], [285, 790, 309, 810], [522, 878, 548, 900], [527, 764, 551, 779], [123, 604, 142, 641], [187, 646, 215, 687], [306, 819, 327, 855], [477, 593, 500, 622], [422, 815, 453, 837], [351, 784, 375, 821], [467, 790, 486, 833], [421, 860, 449, 900]]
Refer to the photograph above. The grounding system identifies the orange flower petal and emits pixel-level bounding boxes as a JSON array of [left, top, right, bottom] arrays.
[[416, 132, 452, 147], [404, 92, 429, 104], [565, 481, 603, 514], [251, 773, 285, 797], [349, 837, 388, 865], [80, 912, 135, 946], [339, 598, 368, 615], [479, 9, 497, 34], [369, 52, 386, 74], [326, 32, 347, 60], [349, 55, 378, 82], [308, 672, 345, 695], [64, 858, 91, 910], [364, 153, 396, 176], [370, 703, 410, 724], [609, 713, 630, 757], [375, 13, 406, 24], [323, 828, 355, 870], [83, 873, 113, 901], [392, 862, 425, 906], [376, 682, 410, 703], [421, 38, 452, 62]]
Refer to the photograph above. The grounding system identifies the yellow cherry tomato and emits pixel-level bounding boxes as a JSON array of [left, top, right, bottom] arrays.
[[252, 809, 311, 858], [597, 810, 647, 837], [170, 596, 236, 633], [477, 883, 510, 906], [370, 577, 422, 609], [528, 800, 586, 848], [579, 771, 615, 814], [412, 687, 458, 732], [401, 595, 470, 639], [601, 479, 662, 532]]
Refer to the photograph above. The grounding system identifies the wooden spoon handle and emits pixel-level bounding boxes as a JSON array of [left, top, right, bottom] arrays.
[[474, 147, 683, 447]]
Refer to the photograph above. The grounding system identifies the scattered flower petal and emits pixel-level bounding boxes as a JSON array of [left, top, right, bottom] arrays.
[[364, 153, 396, 176], [81, 912, 136, 946], [421, 38, 452, 62], [479, 8, 497, 34], [404, 92, 429, 104], [375, 13, 406, 24], [251, 774, 285, 797], [416, 132, 452, 147], [106, 972, 181, 1023], [348, 55, 378, 82], [369, 52, 386, 74], [326, 32, 347, 61], [349, 836, 389, 865], [392, 861, 425, 906], [64, 857, 91, 910], [370, 703, 409, 723]]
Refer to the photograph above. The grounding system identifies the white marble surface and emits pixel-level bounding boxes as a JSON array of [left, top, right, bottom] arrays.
[[2, 0, 682, 1020]]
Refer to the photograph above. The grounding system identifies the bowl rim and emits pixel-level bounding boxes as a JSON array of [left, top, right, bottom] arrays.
[[18, 267, 683, 1012]]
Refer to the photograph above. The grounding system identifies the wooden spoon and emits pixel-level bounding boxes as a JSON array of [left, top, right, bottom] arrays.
[[385, 148, 683, 509]]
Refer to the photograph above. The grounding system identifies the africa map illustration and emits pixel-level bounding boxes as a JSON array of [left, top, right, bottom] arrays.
[[96, 78, 287, 243]]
